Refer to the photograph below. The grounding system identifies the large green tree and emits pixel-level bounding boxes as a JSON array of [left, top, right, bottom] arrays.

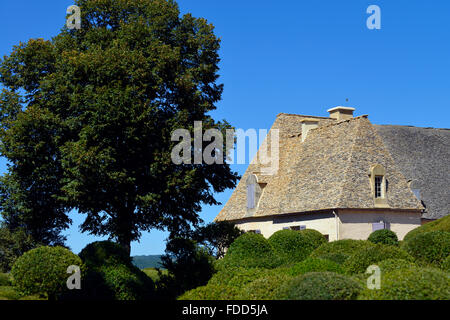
[[0, 0, 238, 255]]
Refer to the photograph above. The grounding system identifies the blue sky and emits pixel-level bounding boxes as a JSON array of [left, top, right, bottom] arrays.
[[0, 0, 449, 255]]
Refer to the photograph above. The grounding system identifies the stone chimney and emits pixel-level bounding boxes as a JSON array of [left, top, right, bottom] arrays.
[[327, 106, 355, 121], [300, 118, 319, 142]]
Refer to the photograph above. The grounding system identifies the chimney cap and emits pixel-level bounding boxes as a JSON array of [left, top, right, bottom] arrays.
[[327, 106, 356, 113]]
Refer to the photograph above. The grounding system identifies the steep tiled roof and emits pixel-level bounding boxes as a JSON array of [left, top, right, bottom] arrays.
[[375, 125, 450, 219], [215, 114, 424, 222]]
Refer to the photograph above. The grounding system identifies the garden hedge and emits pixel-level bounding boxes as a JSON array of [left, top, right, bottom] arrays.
[[376, 258, 416, 273], [11, 246, 84, 300], [359, 267, 450, 300], [276, 272, 362, 300], [343, 244, 413, 274], [402, 230, 450, 267], [368, 229, 398, 246], [403, 215, 450, 243], [268, 229, 321, 265], [239, 273, 292, 300], [288, 257, 344, 276], [310, 239, 375, 264], [221, 233, 282, 269]]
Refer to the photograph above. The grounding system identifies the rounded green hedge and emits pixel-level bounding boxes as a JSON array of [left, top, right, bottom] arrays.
[[442, 255, 450, 272], [276, 272, 362, 300], [359, 267, 450, 300], [208, 267, 271, 289], [311, 239, 375, 264], [298, 229, 327, 248], [178, 283, 239, 300], [368, 229, 398, 246], [222, 233, 282, 269], [377, 258, 416, 273], [343, 244, 413, 275], [77, 241, 154, 300], [403, 215, 450, 243], [11, 246, 84, 299], [78, 241, 131, 269], [239, 273, 292, 300], [288, 257, 344, 276], [268, 229, 320, 265], [403, 231, 450, 267]]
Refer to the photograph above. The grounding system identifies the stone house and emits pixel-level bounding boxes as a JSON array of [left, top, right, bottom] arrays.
[[214, 107, 450, 241]]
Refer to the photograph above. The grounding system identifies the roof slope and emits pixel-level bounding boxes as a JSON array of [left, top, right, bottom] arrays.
[[216, 114, 423, 222], [375, 125, 450, 219]]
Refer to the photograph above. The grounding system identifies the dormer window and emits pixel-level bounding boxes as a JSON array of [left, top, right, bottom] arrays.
[[370, 164, 389, 208]]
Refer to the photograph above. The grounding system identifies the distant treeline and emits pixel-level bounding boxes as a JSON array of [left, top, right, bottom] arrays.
[[132, 255, 163, 269]]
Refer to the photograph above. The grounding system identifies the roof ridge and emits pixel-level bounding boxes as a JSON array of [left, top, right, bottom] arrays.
[[310, 115, 369, 132], [375, 124, 450, 131], [276, 113, 331, 119]]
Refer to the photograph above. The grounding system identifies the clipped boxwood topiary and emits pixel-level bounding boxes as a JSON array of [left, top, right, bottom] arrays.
[[268, 229, 319, 265], [311, 239, 375, 264], [368, 229, 398, 246], [178, 283, 239, 300], [239, 273, 292, 300], [288, 257, 344, 276], [77, 241, 155, 300], [343, 244, 413, 275], [11, 246, 84, 300], [208, 267, 270, 289], [78, 241, 131, 269], [377, 258, 416, 273], [442, 255, 450, 272], [222, 233, 282, 269], [403, 230, 450, 267], [298, 229, 327, 248], [276, 272, 362, 300], [403, 215, 450, 243], [359, 267, 450, 300]]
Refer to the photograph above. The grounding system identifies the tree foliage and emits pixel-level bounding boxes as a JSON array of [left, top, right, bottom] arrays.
[[0, 0, 238, 254]]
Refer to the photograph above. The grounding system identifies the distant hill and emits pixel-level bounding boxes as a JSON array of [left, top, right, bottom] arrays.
[[132, 255, 163, 269]]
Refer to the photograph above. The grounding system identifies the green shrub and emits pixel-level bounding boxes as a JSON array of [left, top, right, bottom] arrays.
[[178, 284, 239, 300], [209, 267, 270, 289], [11, 246, 84, 300], [222, 233, 281, 269], [288, 257, 344, 276], [101, 264, 155, 300], [359, 267, 450, 300], [0, 286, 21, 300], [403, 231, 450, 267], [311, 239, 375, 264], [377, 259, 416, 273], [343, 244, 413, 275], [77, 241, 155, 300], [368, 229, 398, 246], [403, 215, 450, 243], [276, 272, 362, 300], [239, 273, 292, 300], [0, 273, 11, 286], [298, 229, 327, 248], [78, 241, 131, 269], [441, 255, 450, 271], [268, 229, 319, 265]]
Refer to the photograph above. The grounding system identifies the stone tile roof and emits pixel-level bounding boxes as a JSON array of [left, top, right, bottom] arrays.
[[375, 125, 450, 219], [215, 114, 425, 222]]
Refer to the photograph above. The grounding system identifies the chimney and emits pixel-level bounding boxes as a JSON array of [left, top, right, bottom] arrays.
[[300, 118, 319, 142], [327, 106, 355, 121]]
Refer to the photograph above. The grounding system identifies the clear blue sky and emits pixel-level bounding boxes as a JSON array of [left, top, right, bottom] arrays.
[[0, 0, 449, 255]]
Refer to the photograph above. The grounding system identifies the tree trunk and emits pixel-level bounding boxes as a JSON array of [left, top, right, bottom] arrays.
[[117, 234, 131, 257]]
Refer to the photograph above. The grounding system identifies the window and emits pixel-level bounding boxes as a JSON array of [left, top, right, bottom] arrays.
[[248, 229, 261, 234], [290, 225, 306, 231], [375, 176, 383, 198], [323, 235, 329, 242]]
